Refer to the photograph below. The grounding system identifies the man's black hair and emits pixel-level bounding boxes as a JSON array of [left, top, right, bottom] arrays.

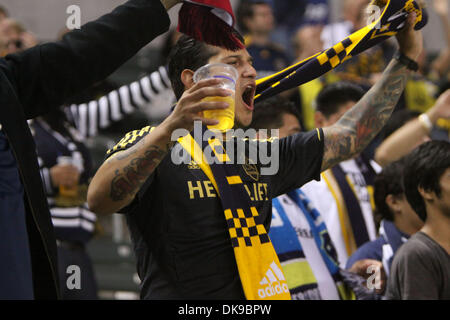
[[168, 35, 219, 100], [374, 159, 406, 224], [168, 32, 245, 101], [315, 82, 366, 118], [249, 95, 302, 130], [403, 140, 450, 221]]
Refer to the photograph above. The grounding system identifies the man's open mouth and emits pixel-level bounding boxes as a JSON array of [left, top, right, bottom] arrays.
[[242, 85, 255, 111]]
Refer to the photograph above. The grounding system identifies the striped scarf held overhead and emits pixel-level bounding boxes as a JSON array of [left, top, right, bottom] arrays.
[[255, 0, 428, 101]]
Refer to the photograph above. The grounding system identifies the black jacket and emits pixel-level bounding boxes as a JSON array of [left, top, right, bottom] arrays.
[[0, 0, 169, 299]]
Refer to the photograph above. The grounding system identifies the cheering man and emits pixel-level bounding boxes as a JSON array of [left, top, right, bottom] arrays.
[[88, 13, 423, 299]]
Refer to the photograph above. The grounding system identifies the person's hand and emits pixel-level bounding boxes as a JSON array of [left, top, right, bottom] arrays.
[[161, 0, 182, 10], [50, 164, 80, 188], [395, 12, 423, 61], [162, 78, 232, 133], [348, 259, 387, 295], [433, 0, 449, 17], [427, 89, 450, 123]]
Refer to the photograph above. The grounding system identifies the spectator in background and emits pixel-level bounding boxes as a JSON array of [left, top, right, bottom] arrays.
[[236, 0, 290, 79], [321, 0, 369, 49], [250, 97, 380, 300], [375, 89, 450, 168], [396, 0, 449, 115], [302, 82, 380, 268], [270, 0, 330, 54], [290, 24, 339, 131], [427, 0, 450, 83], [386, 141, 450, 300], [346, 159, 423, 285], [0, 6, 9, 21], [0, 18, 38, 56]]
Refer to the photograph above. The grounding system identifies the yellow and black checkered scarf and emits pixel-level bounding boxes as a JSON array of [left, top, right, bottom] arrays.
[[255, 0, 428, 101], [179, 126, 291, 300]]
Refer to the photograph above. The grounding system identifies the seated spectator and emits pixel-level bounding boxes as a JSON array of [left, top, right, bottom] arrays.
[[236, 0, 290, 79], [301, 82, 381, 268], [346, 159, 423, 280], [375, 89, 450, 167], [386, 140, 450, 300]]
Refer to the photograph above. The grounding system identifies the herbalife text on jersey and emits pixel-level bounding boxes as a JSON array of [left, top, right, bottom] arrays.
[[170, 121, 280, 176]]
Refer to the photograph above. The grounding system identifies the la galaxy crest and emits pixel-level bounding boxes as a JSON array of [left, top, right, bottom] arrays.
[[242, 156, 260, 182]]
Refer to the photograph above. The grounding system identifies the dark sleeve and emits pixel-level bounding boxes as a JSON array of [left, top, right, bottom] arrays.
[[385, 241, 440, 300], [0, 0, 170, 119], [68, 66, 172, 138], [269, 128, 324, 198]]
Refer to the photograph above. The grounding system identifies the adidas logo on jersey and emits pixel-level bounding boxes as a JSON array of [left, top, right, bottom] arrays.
[[258, 261, 289, 299]]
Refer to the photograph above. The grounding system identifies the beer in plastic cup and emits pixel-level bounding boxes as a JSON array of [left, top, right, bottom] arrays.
[[193, 63, 238, 131], [57, 156, 78, 198]]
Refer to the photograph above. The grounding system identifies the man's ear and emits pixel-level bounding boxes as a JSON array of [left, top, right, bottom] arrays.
[[418, 186, 434, 202], [181, 69, 195, 91], [314, 111, 327, 128], [386, 194, 400, 213]]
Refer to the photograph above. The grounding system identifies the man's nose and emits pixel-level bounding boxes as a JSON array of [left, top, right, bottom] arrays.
[[242, 64, 257, 79]]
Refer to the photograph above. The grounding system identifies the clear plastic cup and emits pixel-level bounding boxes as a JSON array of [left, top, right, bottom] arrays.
[[193, 63, 238, 131], [57, 156, 78, 198]]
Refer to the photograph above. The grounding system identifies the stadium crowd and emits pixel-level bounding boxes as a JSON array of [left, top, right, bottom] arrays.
[[0, 0, 448, 300]]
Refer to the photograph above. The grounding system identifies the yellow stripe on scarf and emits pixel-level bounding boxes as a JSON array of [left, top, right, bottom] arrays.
[[178, 134, 291, 300]]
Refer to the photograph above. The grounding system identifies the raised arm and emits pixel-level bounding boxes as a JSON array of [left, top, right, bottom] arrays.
[[0, 0, 174, 120], [87, 78, 232, 215], [320, 13, 423, 172], [375, 90, 450, 167]]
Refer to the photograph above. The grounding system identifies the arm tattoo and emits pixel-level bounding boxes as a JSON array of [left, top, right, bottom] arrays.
[[109, 145, 167, 201], [321, 60, 407, 171]]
